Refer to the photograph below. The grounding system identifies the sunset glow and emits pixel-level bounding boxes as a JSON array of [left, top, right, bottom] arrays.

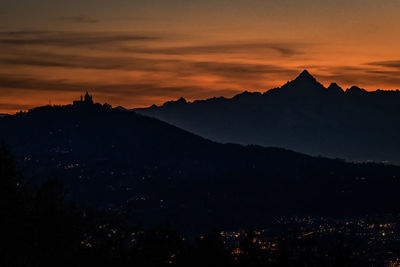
[[1, 0, 400, 113]]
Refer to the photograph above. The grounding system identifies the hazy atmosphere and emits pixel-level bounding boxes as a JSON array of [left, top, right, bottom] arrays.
[[3, 1, 400, 266]]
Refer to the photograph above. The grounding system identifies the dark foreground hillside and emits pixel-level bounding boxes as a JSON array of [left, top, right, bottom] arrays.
[[1, 100, 400, 232], [2, 134, 400, 267]]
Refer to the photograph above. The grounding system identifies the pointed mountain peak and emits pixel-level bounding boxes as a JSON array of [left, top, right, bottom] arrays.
[[296, 69, 316, 81], [294, 70, 317, 83], [278, 70, 325, 94], [290, 69, 321, 86], [328, 83, 344, 93]]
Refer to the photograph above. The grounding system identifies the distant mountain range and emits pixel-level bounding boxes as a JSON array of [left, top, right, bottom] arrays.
[[1, 100, 400, 232], [136, 70, 400, 164]]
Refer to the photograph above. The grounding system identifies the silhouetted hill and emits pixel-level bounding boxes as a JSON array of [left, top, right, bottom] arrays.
[[136, 70, 400, 164], [1, 100, 400, 232]]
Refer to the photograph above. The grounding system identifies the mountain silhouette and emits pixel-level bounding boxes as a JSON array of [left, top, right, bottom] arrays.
[[136, 70, 400, 164], [327, 82, 344, 93], [281, 69, 324, 90], [1, 98, 400, 231]]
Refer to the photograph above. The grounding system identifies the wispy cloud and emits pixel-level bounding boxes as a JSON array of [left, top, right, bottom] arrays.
[[0, 29, 314, 112], [312, 65, 400, 89], [365, 60, 400, 69], [8, 29, 399, 112], [0, 73, 239, 97], [185, 62, 299, 79], [0, 30, 160, 47], [0, 52, 180, 71], [0, 30, 304, 58], [59, 16, 99, 24], [0, 50, 299, 80], [126, 42, 304, 57]]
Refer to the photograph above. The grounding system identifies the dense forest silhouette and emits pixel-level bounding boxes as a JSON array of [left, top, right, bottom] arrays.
[[1, 145, 395, 266], [136, 70, 400, 164]]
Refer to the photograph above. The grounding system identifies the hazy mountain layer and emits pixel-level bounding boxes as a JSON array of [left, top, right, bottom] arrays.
[[136, 70, 400, 164]]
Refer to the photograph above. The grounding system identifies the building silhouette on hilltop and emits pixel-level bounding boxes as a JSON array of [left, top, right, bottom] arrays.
[[73, 92, 94, 106]]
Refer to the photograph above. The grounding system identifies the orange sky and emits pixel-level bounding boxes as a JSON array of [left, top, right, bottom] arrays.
[[1, 0, 400, 113]]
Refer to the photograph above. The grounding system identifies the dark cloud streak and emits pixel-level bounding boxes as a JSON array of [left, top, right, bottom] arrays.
[[0, 30, 303, 59], [0, 53, 181, 71], [0, 74, 239, 98], [59, 16, 99, 24], [126, 42, 304, 57], [365, 60, 400, 69], [187, 61, 299, 79], [0, 31, 160, 47], [0, 50, 298, 80]]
